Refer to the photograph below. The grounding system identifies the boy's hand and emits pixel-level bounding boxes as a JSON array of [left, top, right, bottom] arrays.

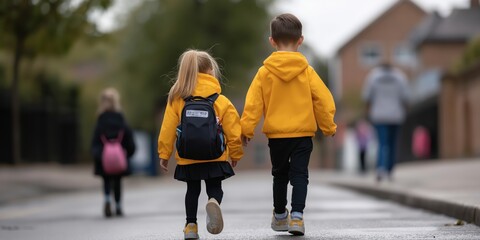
[[241, 135, 251, 146], [160, 159, 169, 172], [231, 160, 238, 168]]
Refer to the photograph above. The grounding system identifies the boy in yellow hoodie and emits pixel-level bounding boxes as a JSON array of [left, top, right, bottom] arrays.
[[241, 13, 336, 236]]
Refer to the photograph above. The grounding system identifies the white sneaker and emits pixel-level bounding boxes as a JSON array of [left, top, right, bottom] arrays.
[[206, 198, 223, 234], [271, 209, 289, 231]]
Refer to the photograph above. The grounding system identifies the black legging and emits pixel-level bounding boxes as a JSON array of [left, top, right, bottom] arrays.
[[103, 176, 122, 203], [186, 177, 223, 224]]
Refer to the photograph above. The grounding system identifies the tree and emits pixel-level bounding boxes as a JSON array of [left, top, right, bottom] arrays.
[[454, 37, 480, 73], [0, 0, 112, 164], [114, 0, 272, 130]]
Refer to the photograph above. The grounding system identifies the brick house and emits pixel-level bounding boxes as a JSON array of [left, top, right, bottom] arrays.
[[332, 0, 426, 116], [412, 0, 480, 73]]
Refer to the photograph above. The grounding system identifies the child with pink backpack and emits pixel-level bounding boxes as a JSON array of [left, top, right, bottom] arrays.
[[91, 88, 136, 218]]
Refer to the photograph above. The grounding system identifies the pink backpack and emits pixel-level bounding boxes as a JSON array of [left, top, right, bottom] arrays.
[[101, 131, 127, 175], [412, 126, 431, 159]]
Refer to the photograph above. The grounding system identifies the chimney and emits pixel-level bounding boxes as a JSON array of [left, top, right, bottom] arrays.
[[471, 0, 480, 8]]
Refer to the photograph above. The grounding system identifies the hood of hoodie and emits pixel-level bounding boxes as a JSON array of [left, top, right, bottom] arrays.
[[263, 51, 309, 82], [192, 73, 222, 97]]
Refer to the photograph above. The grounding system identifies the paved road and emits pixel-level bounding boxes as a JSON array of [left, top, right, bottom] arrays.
[[1, 171, 479, 240]]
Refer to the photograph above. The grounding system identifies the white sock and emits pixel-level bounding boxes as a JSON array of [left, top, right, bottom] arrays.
[[275, 211, 288, 219], [291, 211, 303, 220]]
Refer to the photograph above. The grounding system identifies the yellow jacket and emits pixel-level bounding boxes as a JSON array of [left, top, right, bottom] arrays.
[[241, 51, 337, 139], [158, 73, 243, 165]]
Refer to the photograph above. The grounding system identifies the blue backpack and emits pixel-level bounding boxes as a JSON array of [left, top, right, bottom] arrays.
[[176, 93, 226, 160]]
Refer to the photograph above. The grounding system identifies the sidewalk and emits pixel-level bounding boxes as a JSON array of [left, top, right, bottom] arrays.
[[323, 159, 480, 227], [0, 164, 98, 205], [0, 164, 159, 205]]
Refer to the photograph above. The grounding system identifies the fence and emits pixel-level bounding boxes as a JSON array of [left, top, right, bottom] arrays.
[[0, 90, 79, 164]]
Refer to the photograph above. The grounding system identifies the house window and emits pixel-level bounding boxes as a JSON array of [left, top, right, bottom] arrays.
[[359, 43, 382, 66], [394, 44, 416, 67]]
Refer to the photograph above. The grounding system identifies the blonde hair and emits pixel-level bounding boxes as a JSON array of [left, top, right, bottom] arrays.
[[168, 49, 220, 104], [98, 87, 122, 114]]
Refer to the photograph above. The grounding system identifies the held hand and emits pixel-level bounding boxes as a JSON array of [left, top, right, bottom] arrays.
[[241, 135, 251, 146], [160, 159, 169, 172], [231, 161, 238, 168]]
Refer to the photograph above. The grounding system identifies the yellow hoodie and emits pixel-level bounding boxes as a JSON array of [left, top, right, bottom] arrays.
[[158, 73, 243, 165], [241, 51, 337, 139]]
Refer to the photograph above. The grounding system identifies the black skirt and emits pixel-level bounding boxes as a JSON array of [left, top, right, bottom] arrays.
[[174, 161, 235, 182]]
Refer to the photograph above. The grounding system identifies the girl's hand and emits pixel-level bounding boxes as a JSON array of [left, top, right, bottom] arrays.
[[231, 161, 238, 168], [160, 159, 169, 172]]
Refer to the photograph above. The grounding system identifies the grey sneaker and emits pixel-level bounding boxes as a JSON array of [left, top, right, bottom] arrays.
[[271, 209, 289, 232], [288, 215, 305, 236], [206, 198, 223, 234], [183, 223, 199, 240]]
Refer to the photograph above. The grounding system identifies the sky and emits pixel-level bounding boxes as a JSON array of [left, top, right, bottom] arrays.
[[93, 0, 471, 58]]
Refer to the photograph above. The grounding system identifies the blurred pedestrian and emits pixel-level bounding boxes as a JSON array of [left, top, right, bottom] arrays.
[[241, 13, 336, 236], [91, 88, 136, 218], [354, 118, 372, 174], [363, 62, 410, 182], [157, 49, 243, 239]]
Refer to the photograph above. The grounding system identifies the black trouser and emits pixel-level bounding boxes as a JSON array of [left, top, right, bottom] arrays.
[[269, 137, 312, 214], [185, 177, 223, 224], [359, 149, 366, 173], [102, 176, 122, 203]]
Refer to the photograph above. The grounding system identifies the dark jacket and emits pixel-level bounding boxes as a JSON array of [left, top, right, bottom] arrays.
[[91, 111, 136, 176]]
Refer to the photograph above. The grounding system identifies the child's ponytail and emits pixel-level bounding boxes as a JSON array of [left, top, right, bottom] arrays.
[[168, 50, 199, 104], [168, 49, 220, 104]]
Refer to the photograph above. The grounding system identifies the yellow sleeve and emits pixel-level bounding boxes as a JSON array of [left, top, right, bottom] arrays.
[[240, 70, 264, 139], [220, 97, 244, 161], [157, 100, 180, 160], [310, 68, 337, 136]]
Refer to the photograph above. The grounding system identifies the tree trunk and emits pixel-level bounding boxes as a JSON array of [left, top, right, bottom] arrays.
[[11, 37, 24, 164]]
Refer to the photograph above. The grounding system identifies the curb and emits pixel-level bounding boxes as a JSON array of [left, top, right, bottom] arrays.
[[328, 181, 480, 227]]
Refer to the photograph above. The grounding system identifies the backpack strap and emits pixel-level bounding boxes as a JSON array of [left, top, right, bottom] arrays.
[[116, 130, 124, 143], [184, 94, 219, 104], [184, 96, 207, 102], [100, 130, 124, 144], [207, 93, 219, 103]]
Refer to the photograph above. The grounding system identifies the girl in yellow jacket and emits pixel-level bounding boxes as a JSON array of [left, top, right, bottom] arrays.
[[158, 49, 243, 239]]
